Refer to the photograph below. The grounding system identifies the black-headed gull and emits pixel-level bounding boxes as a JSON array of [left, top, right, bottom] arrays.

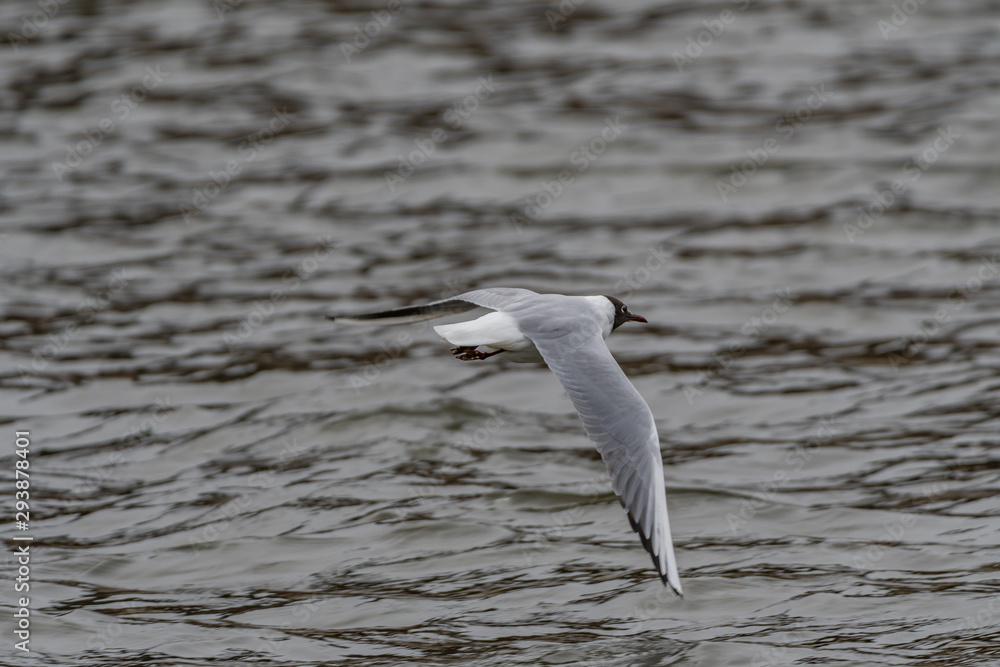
[[331, 287, 682, 595]]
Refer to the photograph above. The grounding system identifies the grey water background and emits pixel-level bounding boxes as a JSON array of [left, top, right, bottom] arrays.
[[2, 0, 1000, 664]]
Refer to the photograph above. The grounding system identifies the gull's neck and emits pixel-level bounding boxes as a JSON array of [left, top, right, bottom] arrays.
[[583, 295, 616, 338]]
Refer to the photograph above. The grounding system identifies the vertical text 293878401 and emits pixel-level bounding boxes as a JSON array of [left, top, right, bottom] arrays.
[[13, 431, 31, 653]]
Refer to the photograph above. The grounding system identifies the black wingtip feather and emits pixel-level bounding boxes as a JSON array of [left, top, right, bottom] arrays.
[[326, 300, 479, 323], [627, 513, 681, 597]]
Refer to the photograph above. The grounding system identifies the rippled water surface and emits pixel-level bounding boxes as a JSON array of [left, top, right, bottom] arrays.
[[3, 0, 1000, 665]]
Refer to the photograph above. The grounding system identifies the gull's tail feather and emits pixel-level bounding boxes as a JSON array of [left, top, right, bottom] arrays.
[[328, 299, 479, 326]]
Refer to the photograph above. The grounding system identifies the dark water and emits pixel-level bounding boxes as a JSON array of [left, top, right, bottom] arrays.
[[2, 0, 1000, 664]]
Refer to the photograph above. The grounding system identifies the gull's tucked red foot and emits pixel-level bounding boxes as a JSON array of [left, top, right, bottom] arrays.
[[450, 346, 504, 361]]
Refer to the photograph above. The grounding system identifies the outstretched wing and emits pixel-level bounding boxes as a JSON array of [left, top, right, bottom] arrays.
[[328, 288, 539, 325], [528, 326, 682, 595]]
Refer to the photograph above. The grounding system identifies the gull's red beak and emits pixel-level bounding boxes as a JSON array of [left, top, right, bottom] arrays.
[[629, 313, 648, 323]]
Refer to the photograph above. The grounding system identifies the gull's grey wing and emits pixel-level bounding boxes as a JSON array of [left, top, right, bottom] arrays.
[[328, 288, 539, 325], [528, 325, 682, 595]]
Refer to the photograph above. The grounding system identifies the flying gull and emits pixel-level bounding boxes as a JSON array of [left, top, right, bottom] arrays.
[[330, 287, 682, 595]]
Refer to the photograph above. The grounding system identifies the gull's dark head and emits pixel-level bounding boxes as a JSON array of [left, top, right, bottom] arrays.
[[604, 296, 648, 330]]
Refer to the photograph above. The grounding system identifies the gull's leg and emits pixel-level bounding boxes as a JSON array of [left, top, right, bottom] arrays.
[[450, 346, 505, 361]]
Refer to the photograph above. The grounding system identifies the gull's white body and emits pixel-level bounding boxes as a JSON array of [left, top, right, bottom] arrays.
[[332, 288, 682, 595], [433, 295, 613, 363]]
